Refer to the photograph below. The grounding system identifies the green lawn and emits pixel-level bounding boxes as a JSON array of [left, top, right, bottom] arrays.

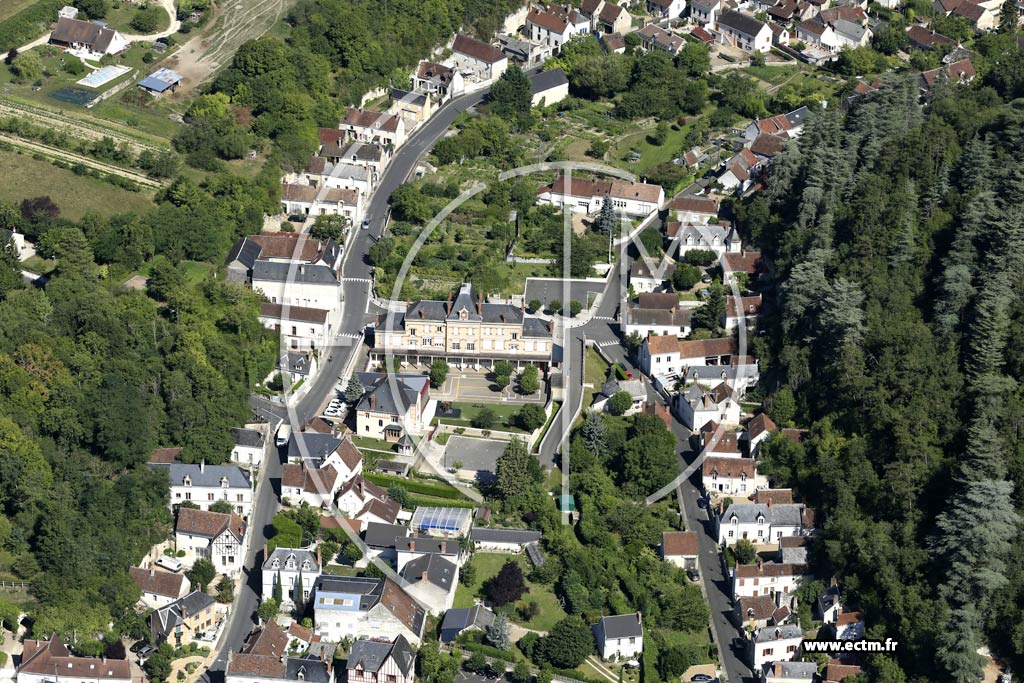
[[0, 0, 40, 22], [21, 255, 56, 275], [582, 346, 610, 410], [101, 1, 172, 34], [741, 64, 801, 85], [435, 401, 533, 434], [350, 435, 400, 454], [455, 553, 566, 632], [0, 149, 155, 220], [611, 120, 695, 173]]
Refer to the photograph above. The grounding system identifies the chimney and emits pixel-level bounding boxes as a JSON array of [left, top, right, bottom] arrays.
[[635, 611, 642, 625], [369, 395, 376, 409], [447, 290, 454, 314], [440, 541, 446, 553], [264, 543, 268, 558], [150, 569, 155, 578], [477, 298, 482, 316], [181, 606, 187, 620], [409, 540, 415, 551], [375, 313, 380, 326], [419, 308, 424, 319], [421, 571, 429, 583], [299, 264, 305, 275], [200, 460, 205, 474]]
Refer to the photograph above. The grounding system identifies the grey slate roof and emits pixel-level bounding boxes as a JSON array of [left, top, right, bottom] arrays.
[[357, 375, 428, 415], [263, 548, 319, 572], [363, 522, 410, 548], [470, 528, 543, 545], [288, 432, 343, 467], [522, 317, 553, 338], [599, 613, 643, 639], [252, 261, 339, 285], [155, 462, 252, 489], [396, 536, 458, 555], [315, 575, 384, 610], [440, 605, 495, 640], [716, 9, 767, 37], [722, 503, 804, 526], [348, 636, 415, 676], [151, 591, 216, 641], [785, 106, 810, 129], [531, 67, 568, 95], [754, 623, 803, 642], [226, 238, 262, 269], [232, 427, 264, 448], [400, 553, 457, 590], [391, 87, 428, 107], [767, 661, 817, 680], [286, 657, 331, 683]]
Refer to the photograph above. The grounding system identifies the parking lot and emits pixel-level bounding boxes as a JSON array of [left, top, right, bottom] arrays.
[[524, 277, 606, 311], [434, 371, 545, 404]]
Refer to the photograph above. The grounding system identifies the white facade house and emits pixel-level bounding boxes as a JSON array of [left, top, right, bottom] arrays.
[[702, 456, 766, 496], [18, 638, 131, 683], [638, 335, 738, 378], [661, 531, 699, 570], [716, 503, 805, 546], [724, 294, 764, 331], [734, 563, 803, 599], [714, 10, 772, 53], [341, 108, 407, 148], [259, 302, 338, 353], [281, 461, 343, 509], [674, 383, 741, 431], [356, 375, 434, 440], [629, 259, 675, 294], [667, 222, 740, 258], [348, 636, 417, 683], [49, 17, 127, 60], [313, 576, 426, 645], [469, 528, 542, 553], [594, 613, 644, 661], [745, 413, 777, 457], [690, 0, 722, 25], [262, 548, 321, 607], [129, 567, 192, 610], [231, 427, 265, 467], [449, 33, 509, 83], [399, 553, 459, 615], [252, 261, 341, 313], [647, 0, 687, 19], [527, 8, 578, 50], [175, 508, 248, 576], [153, 461, 254, 518], [537, 175, 664, 217], [750, 624, 803, 670]]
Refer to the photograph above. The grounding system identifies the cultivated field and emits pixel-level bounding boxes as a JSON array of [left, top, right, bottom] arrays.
[[0, 0, 40, 23]]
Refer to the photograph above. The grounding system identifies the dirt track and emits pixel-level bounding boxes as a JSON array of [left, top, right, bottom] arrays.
[[164, 0, 299, 100]]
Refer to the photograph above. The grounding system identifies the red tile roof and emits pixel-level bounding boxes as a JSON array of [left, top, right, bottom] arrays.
[[734, 562, 798, 578], [343, 108, 400, 133], [609, 179, 663, 204], [20, 638, 130, 681], [539, 174, 613, 198], [691, 26, 715, 42], [150, 447, 182, 463], [452, 33, 506, 64], [756, 114, 792, 135], [669, 195, 720, 215], [175, 508, 246, 540], [662, 531, 699, 556], [753, 488, 793, 505], [528, 7, 570, 32], [702, 456, 756, 478], [129, 567, 187, 598], [723, 250, 763, 275]]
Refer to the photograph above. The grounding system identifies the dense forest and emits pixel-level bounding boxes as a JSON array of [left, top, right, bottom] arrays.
[[0, 171, 278, 646], [739, 33, 1024, 683]]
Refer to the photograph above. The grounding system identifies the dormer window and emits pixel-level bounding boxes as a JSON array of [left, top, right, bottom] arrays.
[[183, 476, 192, 487], [221, 476, 230, 488], [271, 559, 280, 569], [756, 515, 765, 524], [302, 560, 312, 570], [460, 308, 468, 320]]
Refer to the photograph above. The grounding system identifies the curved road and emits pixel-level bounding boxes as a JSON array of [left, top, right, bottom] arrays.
[[210, 75, 539, 679]]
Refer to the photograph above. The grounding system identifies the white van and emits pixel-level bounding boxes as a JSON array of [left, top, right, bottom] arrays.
[[156, 556, 182, 572], [276, 423, 292, 447]]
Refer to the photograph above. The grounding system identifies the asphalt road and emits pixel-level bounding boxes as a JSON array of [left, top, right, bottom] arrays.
[[221, 73, 544, 677]]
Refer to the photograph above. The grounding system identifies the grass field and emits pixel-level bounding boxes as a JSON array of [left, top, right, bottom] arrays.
[[455, 553, 566, 632], [0, 0, 40, 22], [582, 346, 611, 410], [102, 1, 172, 34], [742, 64, 802, 85], [0, 149, 155, 219], [611, 120, 696, 173], [435, 401, 531, 433]]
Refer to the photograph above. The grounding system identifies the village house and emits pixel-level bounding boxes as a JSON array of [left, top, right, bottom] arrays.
[[279, 182, 362, 223], [734, 563, 803, 599], [716, 503, 805, 545], [623, 292, 694, 338], [372, 283, 553, 369], [448, 33, 509, 83], [226, 651, 330, 683], [227, 233, 343, 308], [824, 661, 862, 683], [337, 475, 393, 517], [395, 536, 462, 573], [668, 222, 741, 258], [637, 23, 686, 53], [48, 17, 126, 60], [699, 425, 743, 457], [952, 0, 996, 29], [834, 611, 865, 641], [536, 175, 664, 217], [678, 362, 759, 395], [714, 10, 773, 53], [661, 531, 699, 570], [259, 303, 338, 354], [907, 24, 954, 50], [594, 613, 644, 661], [719, 148, 762, 193], [593, 378, 648, 415], [356, 374, 433, 441], [724, 294, 764, 330], [347, 636, 416, 683], [527, 7, 578, 50], [150, 591, 218, 647], [743, 107, 810, 141], [129, 567, 191, 610], [399, 552, 459, 614], [440, 605, 495, 643], [763, 660, 818, 683], [174, 507, 247, 576], [647, 0, 687, 19], [745, 412, 778, 457], [281, 460, 342, 509], [735, 594, 792, 631], [597, 2, 632, 33], [317, 133, 389, 178], [341, 108, 407, 148], [530, 67, 571, 107], [17, 638, 130, 683], [690, 0, 722, 25], [702, 455, 763, 496], [231, 427, 265, 467], [363, 522, 411, 565], [921, 58, 976, 92], [313, 575, 426, 644], [779, 536, 808, 565], [675, 383, 741, 430], [262, 547, 321, 607], [638, 335, 738, 377], [389, 88, 433, 130], [817, 579, 843, 624], [629, 258, 676, 293], [470, 528, 542, 553], [287, 432, 363, 481], [668, 195, 721, 224], [412, 61, 465, 102], [722, 250, 764, 285], [750, 624, 803, 670], [152, 461, 253, 518]]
